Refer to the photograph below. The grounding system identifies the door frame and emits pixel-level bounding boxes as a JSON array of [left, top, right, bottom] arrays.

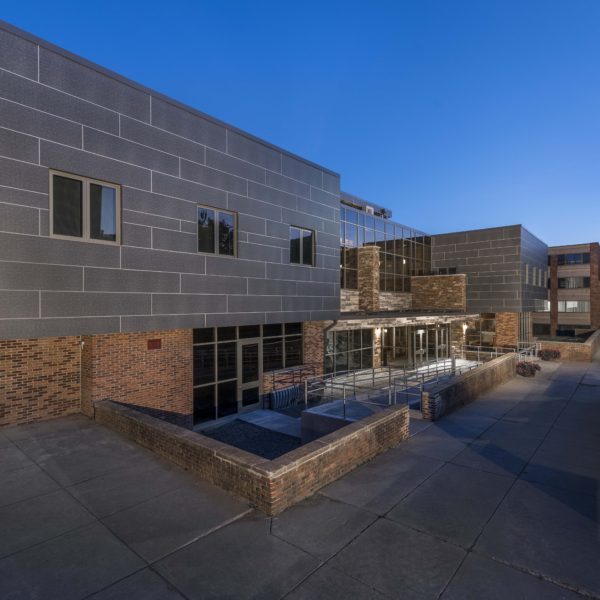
[[237, 337, 263, 413]]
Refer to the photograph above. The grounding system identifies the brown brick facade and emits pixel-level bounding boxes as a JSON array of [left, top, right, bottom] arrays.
[[590, 243, 600, 330], [81, 329, 193, 427], [538, 329, 600, 362], [495, 312, 519, 348], [549, 254, 558, 336], [341, 289, 359, 313], [302, 321, 328, 376], [0, 336, 81, 427], [358, 246, 380, 311], [410, 275, 467, 311], [379, 291, 412, 311]]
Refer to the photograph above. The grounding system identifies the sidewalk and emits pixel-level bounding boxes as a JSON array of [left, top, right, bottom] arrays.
[[0, 359, 598, 599]]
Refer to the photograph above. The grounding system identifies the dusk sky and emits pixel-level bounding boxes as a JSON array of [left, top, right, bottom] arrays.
[[4, 1, 600, 245]]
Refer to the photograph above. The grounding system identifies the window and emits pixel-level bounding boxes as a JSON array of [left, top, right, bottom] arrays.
[[558, 301, 590, 312], [556, 253, 590, 265], [325, 328, 374, 374], [290, 227, 314, 266], [50, 171, 120, 244], [197, 206, 236, 256], [558, 277, 590, 289]]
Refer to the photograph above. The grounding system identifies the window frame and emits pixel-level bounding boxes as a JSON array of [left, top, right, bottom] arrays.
[[197, 204, 237, 257], [289, 226, 315, 266], [49, 170, 121, 245]]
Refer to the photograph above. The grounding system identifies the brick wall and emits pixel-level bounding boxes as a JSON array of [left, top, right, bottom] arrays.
[[81, 329, 193, 426], [0, 336, 81, 427], [549, 254, 558, 336], [341, 289, 359, 313], [379, 291, 411, 311], [421, 353, 517, 421], [410, 275, 467, 311], [538, 329, 600, 362], [495, 312, 519, 348], [358, 246, 380, 311], [95, 399, 410, 515], [590, 243, 600, 330], [303, 321, 328, 376]]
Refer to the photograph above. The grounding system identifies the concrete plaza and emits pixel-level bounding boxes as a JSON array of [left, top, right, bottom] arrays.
[[0, 359, 599, 599]]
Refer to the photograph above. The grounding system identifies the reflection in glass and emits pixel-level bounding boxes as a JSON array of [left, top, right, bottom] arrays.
[[302, 229, 313, 265], [218, 212, 235, 255], [53, 175, 82, 237], [90, 184, 117, 241], [197, 207, 215, 253], [290, 227, 301, 263]]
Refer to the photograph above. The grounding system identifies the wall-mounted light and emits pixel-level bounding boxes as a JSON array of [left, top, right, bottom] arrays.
[[375, 328, 382, 336], [462, 323, 468, 334]]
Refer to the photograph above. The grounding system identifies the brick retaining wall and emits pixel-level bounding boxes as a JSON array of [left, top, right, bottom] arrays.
[[538, 329, 600, 362], [421, 353, 517, 421], [95, 400, 410, 515]]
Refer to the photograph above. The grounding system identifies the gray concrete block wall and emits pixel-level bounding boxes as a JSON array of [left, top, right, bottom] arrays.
[[0, 21, 341, 340], [431, 225, 547, 313]]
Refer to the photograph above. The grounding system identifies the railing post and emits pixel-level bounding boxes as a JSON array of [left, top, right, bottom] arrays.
[[304, 379, 308, 407]]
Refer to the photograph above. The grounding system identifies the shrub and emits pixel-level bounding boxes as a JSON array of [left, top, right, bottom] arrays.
[[539, 349, 561, 361], [516, 361, 540, 377]]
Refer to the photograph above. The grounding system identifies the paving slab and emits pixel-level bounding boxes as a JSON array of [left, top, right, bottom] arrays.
[[330, 518, 465, 600], [401, 426, 469, 462], [0, 444, 35, 473], [388, 462, 514, 548], [476, 479, 600, 597], [271, 495, 376, 560], [441, 552, 581, 599], [0, 522, 144, 600], [68, 457, 195, 518], [1, 414, 96, 442], [320, 446, 443, 514], [155, 514, 319, 600], [102, 482, 251, 562], [88, 568, 186, 600], [0, 463, 60, 508], [0, 489, 94, 559], [286, 564, 387, 599]]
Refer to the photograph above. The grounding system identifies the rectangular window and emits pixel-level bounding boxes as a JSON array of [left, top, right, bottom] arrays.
[[197, 205, 236, 256], [50, 171, 120, 244], [558, 277, 590, 289], [290, 226, 314, 266]]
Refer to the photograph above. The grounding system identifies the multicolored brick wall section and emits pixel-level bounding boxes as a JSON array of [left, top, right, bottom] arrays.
[[494, 312, 519, 348], [358, 246, 380, 311], [0, 337, 81, 427], [81, 329, 193, 427], [410, 275, 467, 311], [95, 398, 410, 515]]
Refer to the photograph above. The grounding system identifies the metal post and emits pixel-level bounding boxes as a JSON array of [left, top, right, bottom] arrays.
[[304, 379, 308, 407]]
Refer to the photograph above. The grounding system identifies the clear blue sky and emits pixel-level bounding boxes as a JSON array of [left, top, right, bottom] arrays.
[[4, 1, 600, 245]]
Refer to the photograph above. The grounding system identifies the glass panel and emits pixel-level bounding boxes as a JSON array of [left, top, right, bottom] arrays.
[[193, 385, 215, 423], [345, 208, 358, 224], [263, 337, 283, 371], [362, 349, 373, 369], [239, 325, 261, 338], [362, 329, 373, 347], [302, 230, 313, 265], [350, 330, 362, 350], [218, 211, 235, 256], [285, 336, 302, 367], [335, 331, 348, 353], [290, 227, 301, 263], [53, 175, 82, 237], [345, 269, 358, 289], [217, 342, 236, 380], [217, 326, 236, 341], [241, 343, 259, 383], [263, 324, 282, 337], [324, 354, 334, 374], [285, 322, 302, 335], [193, 328, 214, 344], [89, 183, 117, 241], [334, 352, 348, 373], [198, 207, 215, 253], [217, 381, 237, 417], [242, 388, 260, 407], [193, 345, 215, 385], [349, 350, 362, 370], [345, 224, 358, 248]]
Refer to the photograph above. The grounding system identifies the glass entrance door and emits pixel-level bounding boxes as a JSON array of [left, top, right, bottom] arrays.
[[414, 328, 427, 366], [238, 339, 262, 409]]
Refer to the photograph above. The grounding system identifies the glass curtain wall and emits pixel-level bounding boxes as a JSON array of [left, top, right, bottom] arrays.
[[382, 324, 451, 368], [340, 205, 431, 292], [325, 329, 374, 374]]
